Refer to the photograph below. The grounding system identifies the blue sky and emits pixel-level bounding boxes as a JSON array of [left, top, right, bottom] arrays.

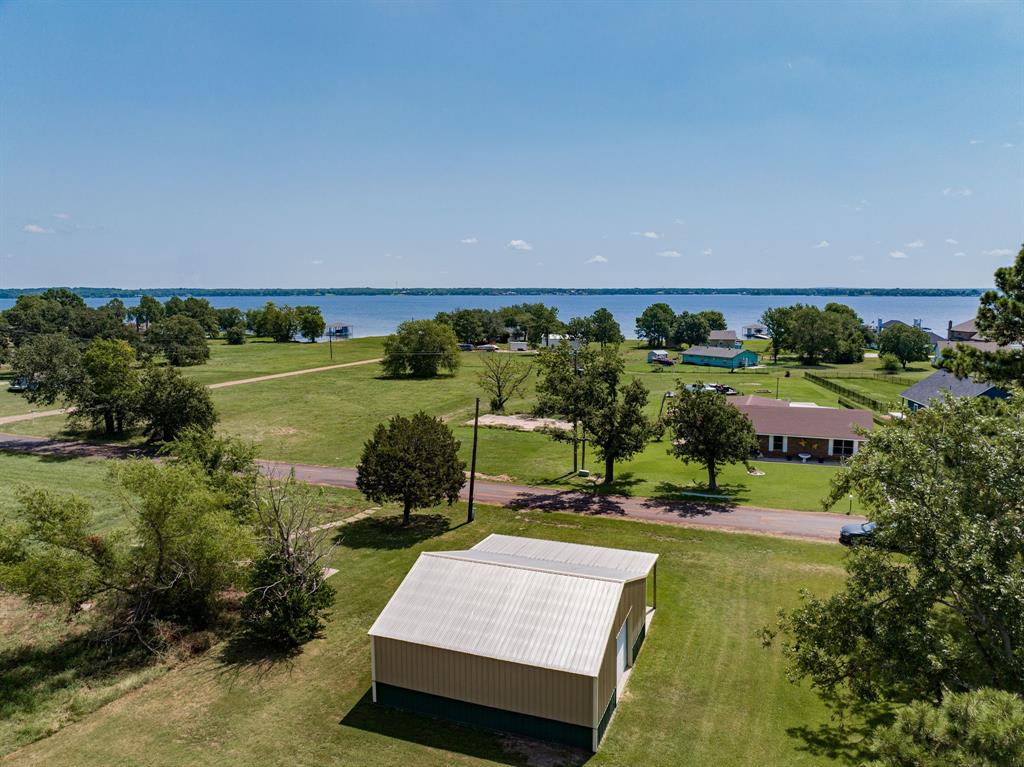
[[1, 1, 1021, 289]]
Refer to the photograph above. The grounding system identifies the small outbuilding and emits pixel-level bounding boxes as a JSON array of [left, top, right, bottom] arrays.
[[368, 534, 658, 751], [682, 345, 758, 369], [646, 349, 669, 363]]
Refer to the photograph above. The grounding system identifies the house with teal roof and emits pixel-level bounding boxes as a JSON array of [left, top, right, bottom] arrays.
[[681, 345, 759, 369]]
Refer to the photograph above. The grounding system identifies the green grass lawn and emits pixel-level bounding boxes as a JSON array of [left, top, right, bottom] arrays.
[[1, 454, 868, 767], [181, 336, 385, 386]]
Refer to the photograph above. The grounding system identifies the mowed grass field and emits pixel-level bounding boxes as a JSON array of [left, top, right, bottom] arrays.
[[0, 339, 935, 512], [0, 452, 866, 767]]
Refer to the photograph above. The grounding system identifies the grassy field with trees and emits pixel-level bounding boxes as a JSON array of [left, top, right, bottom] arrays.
[[0, 450, 859, 767]]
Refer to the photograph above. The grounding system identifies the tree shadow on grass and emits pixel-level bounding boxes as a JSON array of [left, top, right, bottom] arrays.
[[340, 689, 589, 767], [334, 514, 451, 550], [0, 631, 152, 721], [213, 633, 299, 688], [785, 700, 894, 765], [648, 481, 751, 507]]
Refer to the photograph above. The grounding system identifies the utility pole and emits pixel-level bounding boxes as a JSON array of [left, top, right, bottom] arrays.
[[329, 328, 334, 361], [467, 397, 480, 523]]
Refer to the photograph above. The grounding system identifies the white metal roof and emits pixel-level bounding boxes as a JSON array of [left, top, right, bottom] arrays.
[[472, 534, 658, 577], [369, 552, 623, 676], [428, 549, 645, 582]]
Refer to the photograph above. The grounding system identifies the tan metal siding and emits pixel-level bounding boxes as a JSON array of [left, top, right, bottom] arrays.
[[595, 576, 649, 706], [374, 636, 595, 727]]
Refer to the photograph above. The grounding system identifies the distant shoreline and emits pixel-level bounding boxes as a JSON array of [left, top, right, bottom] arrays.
[[0, 286, 988, 299]]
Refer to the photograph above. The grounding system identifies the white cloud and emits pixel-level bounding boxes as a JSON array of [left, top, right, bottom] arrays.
[[586, 255, 608, 264], [813, 240, 830, 249], [632, 231, 661, 239], [953, 252, 966, 257], [943, 187, 973, 197], [969, 138, 984, 145], [905, 240, 925, 249], [673, 218, 685, 225], [945, 238, 959, 245], [311, 259, 324, 265], [889, 251, 908, 259], [701, 248, 713, 256], [52, 212, 70, 220], [460, 237, 478, 244], [656, 250, 682, 258], [983, 248, 1014, 258], [23, 224, 51, 234], [507, 239, 533, 251], [1003, 142, 1015, 149]]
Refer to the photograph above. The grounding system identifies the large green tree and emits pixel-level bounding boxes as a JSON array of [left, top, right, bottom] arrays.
[[947, 244, 1024, 386], [663, 386, 758, 492], [671, 311, 711, 347], [635, 302, 677, 347], [697, 310, 727, 332], [381, 319, 460, 378], [535, 344, 652, 483], [295, 305, 326, 342], [879, 324, 933, 369], [73, 339, 141, 436], [146, 315, 211, 366], [356, 412, 466, 525], [767, 396, 1024, 705], [589, 307, 624, 346], [9, 333, 83, 405], [760, 306, 793, 363], [865, 688, 1024, 767], [138, 365, 218, 442]]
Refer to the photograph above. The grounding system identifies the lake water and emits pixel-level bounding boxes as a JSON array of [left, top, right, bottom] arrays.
[[0, 293, 982, 339]]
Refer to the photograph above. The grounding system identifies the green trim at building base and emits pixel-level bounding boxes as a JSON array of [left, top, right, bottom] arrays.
[[374, 682, 596, 750]]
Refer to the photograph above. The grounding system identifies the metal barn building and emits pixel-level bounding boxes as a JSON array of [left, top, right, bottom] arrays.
[[368, 534, 658, 751]]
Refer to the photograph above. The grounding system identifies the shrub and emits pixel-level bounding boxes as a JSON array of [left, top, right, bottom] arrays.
[[879, 353, 900, 371], [225, 324, 246, 345]]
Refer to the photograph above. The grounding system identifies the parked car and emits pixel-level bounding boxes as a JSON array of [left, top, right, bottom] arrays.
[[839, 520, 877, 546], [457, 343, 475, 351], [6, 377, 35, 393], [476, 343, 499, 352]]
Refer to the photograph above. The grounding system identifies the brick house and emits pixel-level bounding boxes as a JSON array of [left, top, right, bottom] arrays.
[[731, 395, 874, 461]]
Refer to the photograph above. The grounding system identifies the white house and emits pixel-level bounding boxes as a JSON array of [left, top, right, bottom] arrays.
[[741, 323, 768, 339], [541, 334, 566, 348]]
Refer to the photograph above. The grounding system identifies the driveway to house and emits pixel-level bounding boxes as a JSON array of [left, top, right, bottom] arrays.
[[0, 432, 864, 543]]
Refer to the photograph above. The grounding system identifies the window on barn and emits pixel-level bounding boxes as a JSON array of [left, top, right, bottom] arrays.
[[831, 439, 855, 457]]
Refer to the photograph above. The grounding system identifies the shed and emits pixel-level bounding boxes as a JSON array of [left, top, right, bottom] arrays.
[[681, 345, 759, 369], [369, 534, 658, 751], [646, 349, 669, 363], [509, 340, 529, 352]]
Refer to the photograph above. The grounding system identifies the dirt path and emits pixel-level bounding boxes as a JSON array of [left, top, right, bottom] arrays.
[[0, 357, 383, 425], [0, 408, 70, 426], [0, 432, 859, 543], [206, 357, 382, 389]]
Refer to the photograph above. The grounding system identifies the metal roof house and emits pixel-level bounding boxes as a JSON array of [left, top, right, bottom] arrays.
[[707, 329, 740, 348], [900, 369, 1009, 411], [682, 345, 759, 369], [368, 534, 658, 751]]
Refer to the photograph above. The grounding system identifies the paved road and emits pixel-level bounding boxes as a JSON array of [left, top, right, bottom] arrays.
[[259, 459, 861, 543], [0, 432, 862, 543]]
